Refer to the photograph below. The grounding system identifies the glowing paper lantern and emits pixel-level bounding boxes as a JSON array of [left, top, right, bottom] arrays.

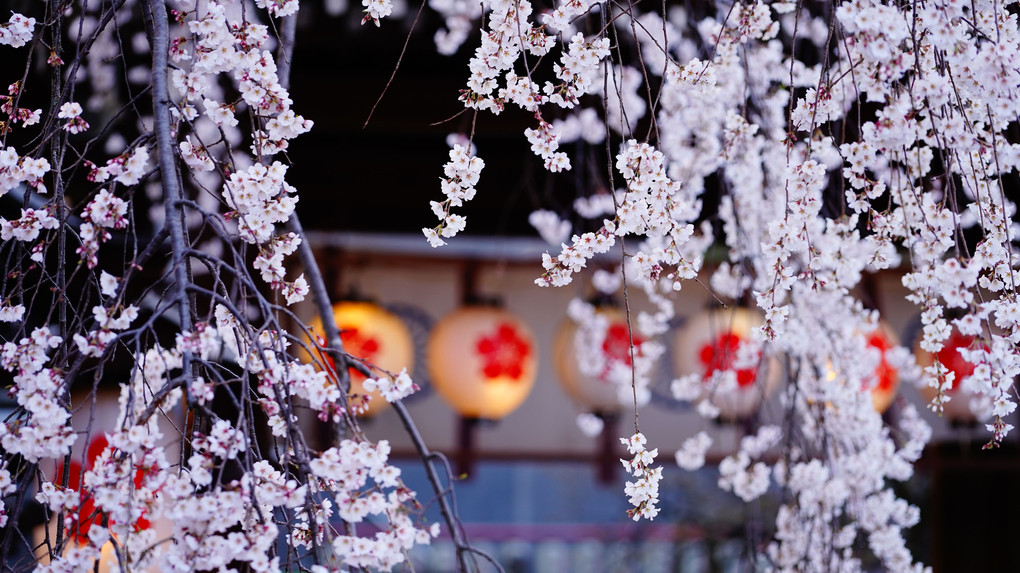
[[428, 306, 537, 420], [915, 328, 985, 422], [35, 387, 169, 572], [865, 325, 900, 414], [55, 434, 153, 542], [820, 323, 900, 413], [553, 307, 640, 413], [673, 307, 779, 420], [307, 301, 415, 416]]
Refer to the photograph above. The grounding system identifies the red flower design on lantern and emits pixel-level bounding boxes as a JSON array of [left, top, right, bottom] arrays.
[[476, 322, 532, 381], [698, 332, 757, 387], [866, 330, 897, 392], [317, 326, 381, 381], [936, 330, 978, 393], [54, 435, 152, 543], [601, 322, 643, 380], [340, 326, 381, 379]]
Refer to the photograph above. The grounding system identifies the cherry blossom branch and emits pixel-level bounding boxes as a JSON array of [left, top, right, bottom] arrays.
[[142, 0, 193, 335], [391, 400, 496, 572]]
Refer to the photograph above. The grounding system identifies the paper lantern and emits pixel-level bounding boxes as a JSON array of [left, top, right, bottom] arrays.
[[35, 387, 172, 571], [553, 307, 639, 413], [54, 434, 152, 542], [865, 324, 900, 413], [915, 328, 985, 422], [820, 323, 900, 413], [428, 306, 537, 420], [673, 307, 779, 420], [307, 301, 415, 416]]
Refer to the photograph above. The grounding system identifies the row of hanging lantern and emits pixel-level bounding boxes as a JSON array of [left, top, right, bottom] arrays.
[[554, 304, 902, 422], [305, 300, 539, 421], [662, 308, 986, 423], [303, 299, 986, 426]]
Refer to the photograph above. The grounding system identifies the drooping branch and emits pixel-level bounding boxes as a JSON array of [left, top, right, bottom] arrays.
[[273, 13, 484, 564], [142, 0, 193, 335], [391, 400, 494, 572]]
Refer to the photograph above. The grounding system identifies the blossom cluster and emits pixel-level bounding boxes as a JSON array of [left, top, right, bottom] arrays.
[[0, 143, 50, 197], [362, 0, 394, 26], [0, 207, 58, 245], [76, 188, 129, 268], [458, 0, 553, 114], [255, 0, 299, 18], [422, 0, 617, 248], [716, 425, 780, 502], [57, 101, 89, 133], [172, 0, 313, 304], [0, 0, 451, 570], [86, 145, 149, 186], [430, 0, 483, 54], [536, 139, 705, 294], [0, 13, 35, 48], [0, 328, 74, 464], [362, 367, 419, 403], [528, 209, 571, 245], [620, 432, 662, 520], [72, 303, 140, 357], [0, 79, 41, 129], [423, 143, 482, 247], [416, 0, 1020, 562], [33, 301, 435, 571], [0, 465, 16, 527], [253, 231, 309, 304], [0, 301, 25, 323], [674, 431, 712, 471], [310, 439, 439, 569]]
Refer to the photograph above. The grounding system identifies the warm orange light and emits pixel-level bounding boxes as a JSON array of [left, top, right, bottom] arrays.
[[553, 307, 636, 413], [427, 306, 537, 420], [307, 301, 414, 416], [673, 307, 780, 420]]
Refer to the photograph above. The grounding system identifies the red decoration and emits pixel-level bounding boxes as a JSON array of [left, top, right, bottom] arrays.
[[601, 323, 642, 378], [916, 326, 985, 422], [698, 332, 757, 387], [673, 307, 781, 420], [54, 435, 152, 543], [553, 308, 640, 413], [936, 330, 977, 393], [340, 327, 381, 368], [867, 331, 897, 393], [476, 322, 531, 381], [305, 301, 415, 417], [860, 324, 900, 413], [317, 326, 382, 382]]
